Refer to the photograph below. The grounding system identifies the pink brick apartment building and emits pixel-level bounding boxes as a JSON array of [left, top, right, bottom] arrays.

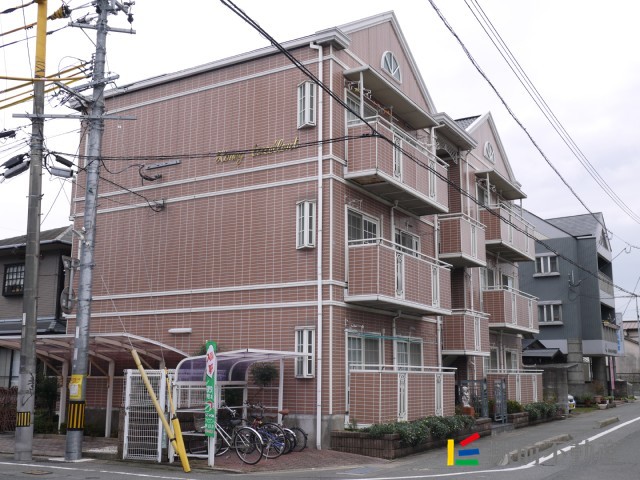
[[63, 12, 540, 446]]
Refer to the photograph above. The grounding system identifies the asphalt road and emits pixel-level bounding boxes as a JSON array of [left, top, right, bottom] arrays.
[[1, 402, 639, 479]]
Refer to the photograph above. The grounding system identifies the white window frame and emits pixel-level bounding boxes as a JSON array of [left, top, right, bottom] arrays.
[[395, 229, 419, 256], [347, 209, 378, 244], [295, 327, 315, 378], [535, 255, 559, 275], [539, 302, 562, 323], [395, 339, 422, 371], [346, 94, 377, 125], [347, 334, 381, 370], [381, 51, 401, 82], [297, 81, 316, 128], [296, 200, 316, 249]]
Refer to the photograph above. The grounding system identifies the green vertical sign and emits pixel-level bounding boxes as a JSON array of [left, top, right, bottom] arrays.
[[204, 340, 217, 437]]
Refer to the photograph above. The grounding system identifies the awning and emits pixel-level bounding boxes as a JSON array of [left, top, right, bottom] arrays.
[[175, 348, 304, 383], [344, 66, 438, 130], [0, 332, 188, 371], [522, 348, 562, 359], [476, 169, 526, 200]]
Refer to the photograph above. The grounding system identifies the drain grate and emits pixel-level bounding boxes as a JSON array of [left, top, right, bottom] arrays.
[[22, 470, 52, 476]]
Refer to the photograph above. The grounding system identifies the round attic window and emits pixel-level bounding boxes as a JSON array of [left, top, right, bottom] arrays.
[[381, 51, 401, 83]]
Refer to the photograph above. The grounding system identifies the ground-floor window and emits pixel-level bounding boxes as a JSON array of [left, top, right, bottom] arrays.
[[347, 334, 380, 370]]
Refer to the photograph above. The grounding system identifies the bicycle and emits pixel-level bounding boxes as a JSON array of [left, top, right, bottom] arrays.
[[188, 405, 264, 465], [279, 408, 308, 452], [243, 402, 289, 458]]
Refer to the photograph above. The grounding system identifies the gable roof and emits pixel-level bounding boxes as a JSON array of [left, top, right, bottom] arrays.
[[546, 213, 604, 238], [455, 116, 480, 130], [0, 225, 72, 250]]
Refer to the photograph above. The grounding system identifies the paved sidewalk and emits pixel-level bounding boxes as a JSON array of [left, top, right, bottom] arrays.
[[0, 432, 387, 474]]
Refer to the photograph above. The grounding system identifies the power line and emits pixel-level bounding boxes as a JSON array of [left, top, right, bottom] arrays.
[[426, 0, 634, 246], [218, 0, 637, 299], [463, 0, 640, 238]]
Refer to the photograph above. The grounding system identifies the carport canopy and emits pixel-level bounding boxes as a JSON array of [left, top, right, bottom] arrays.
[[176, 348, 304, 383], [174, 348, 305, 424]]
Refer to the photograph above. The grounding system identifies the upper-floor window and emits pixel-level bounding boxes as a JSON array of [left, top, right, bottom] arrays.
[[395, 229, 419, 256], [346, 94, 377, 125], [539, 303, 562, 323], [296, 200, 316, 249], [297, 81, 316, 128], [535, 255, 558, 275], [3, 263, 25, 296], [477, 183, 489, 206], [348, 210, 378, 244], [483, 141, 495, 163], [295, 327, 315, 378], [381, 51, 401, 82], [347, 334, 380, 370]]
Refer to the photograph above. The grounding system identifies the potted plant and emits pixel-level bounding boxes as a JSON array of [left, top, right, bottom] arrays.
[[250, 362, 278, 387]]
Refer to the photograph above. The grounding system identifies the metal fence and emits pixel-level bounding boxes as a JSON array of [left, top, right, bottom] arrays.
[[122, 369, 168, 462]]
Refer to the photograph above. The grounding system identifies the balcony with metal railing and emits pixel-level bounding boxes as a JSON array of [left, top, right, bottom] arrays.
[[346, 117, 449, 216], [438, 213, 487, 268], [480, 203, 535, 262], [483, 286, 539, 335], [441, 310, 490, 355], [345, 238, 451, 316]]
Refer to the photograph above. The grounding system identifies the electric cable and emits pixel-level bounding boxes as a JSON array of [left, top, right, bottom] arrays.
[[463, 0, 640, 236], [218, 0, 638, 298]]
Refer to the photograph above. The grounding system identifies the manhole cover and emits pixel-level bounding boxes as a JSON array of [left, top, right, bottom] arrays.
[[22, 471, 52, 476]]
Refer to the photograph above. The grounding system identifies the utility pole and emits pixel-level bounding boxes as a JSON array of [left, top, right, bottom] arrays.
[[64, 0, 109, 461], [15, 0, 48, 462]]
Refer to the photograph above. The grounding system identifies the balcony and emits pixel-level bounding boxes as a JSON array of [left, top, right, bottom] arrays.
[[480, 204, 535, 262], [598, 272, 616, 308], [483, 286, 538, 335], [441, 310, 489, 355], [438, 214, 486, 268], [346, 118, 448, 216], [345, 238, 451, 316]]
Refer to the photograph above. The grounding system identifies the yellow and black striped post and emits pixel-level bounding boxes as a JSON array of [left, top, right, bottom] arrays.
[[16, 411, 31, 428], [67, 401, 86, 431]]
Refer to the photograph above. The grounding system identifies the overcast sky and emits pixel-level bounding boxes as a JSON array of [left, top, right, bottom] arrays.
[[1, 0, 639, 318]]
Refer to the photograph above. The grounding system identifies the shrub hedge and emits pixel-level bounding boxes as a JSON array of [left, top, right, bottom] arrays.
[[365, 415, 475, 447]]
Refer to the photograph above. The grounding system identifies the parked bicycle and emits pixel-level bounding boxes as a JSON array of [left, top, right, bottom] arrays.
[[243, 402, 290, 458], [279, 407, 308, 452], [188, 404, 264, 465]]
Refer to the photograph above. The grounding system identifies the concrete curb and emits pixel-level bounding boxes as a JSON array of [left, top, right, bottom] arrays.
[[499, 434, 572, 465], [595, 417, 619, 429]]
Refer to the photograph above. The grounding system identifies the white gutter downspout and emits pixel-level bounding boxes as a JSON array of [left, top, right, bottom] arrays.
[[310, 42, 324, 450], [430, 125, 444, 370]]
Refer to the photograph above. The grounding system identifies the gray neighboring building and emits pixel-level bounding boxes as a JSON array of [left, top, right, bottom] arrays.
[[519, 211, 620, 395], [0, 226, 72, 387]]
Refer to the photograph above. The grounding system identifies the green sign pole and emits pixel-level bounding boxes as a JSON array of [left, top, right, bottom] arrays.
[[204, 341, 217, 437], [204, 341, 217, 467]]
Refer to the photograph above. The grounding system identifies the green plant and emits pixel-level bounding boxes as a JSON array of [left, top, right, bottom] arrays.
[[506, 400, 524, 414], [250, 362, 278, 387]]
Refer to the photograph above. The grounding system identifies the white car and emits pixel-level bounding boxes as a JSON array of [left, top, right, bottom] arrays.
[[568, 394, 576, 410]]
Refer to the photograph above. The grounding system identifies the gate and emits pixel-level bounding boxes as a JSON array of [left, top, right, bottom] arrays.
[[122, 369, 168, 462], [458, 379, 488, 418], [493, 379, 507, 423]]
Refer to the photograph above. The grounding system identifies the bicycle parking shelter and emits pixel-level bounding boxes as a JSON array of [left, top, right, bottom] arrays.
[[170, 348, 304, 466]]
